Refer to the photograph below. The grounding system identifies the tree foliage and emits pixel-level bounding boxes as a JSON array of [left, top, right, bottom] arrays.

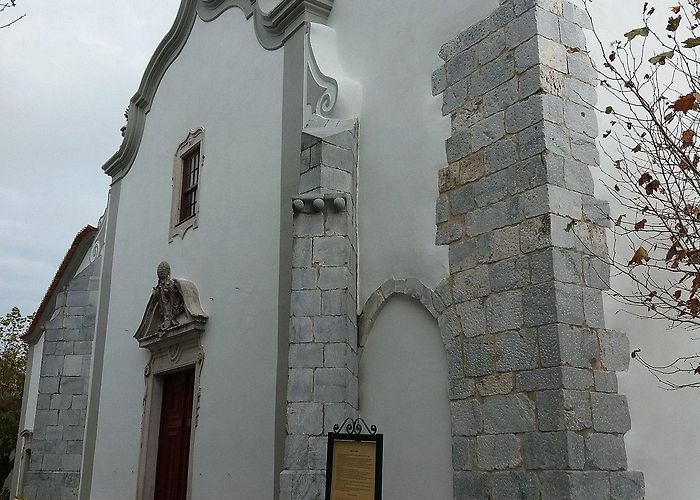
[[0, 308, 30, 487], [586, 0, 700, 388]]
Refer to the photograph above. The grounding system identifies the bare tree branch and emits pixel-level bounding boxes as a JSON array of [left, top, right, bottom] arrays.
[[0, 13, 25, 29], [585, 0, 700, 388], [0, 0, 24, 30]]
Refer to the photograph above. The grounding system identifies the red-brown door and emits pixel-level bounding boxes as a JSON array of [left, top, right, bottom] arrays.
[[154, 368, 195, 500]]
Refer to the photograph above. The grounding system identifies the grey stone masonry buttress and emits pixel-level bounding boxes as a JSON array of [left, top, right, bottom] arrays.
[[433, 0, 644, 498], [280, 123, 360, 499], [23, 259, 100, 500]]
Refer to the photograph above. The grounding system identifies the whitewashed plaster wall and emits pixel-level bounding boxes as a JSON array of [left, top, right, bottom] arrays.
[[322, 0, 499, 306], [82, 0, 700, 498], [582, 1, 700, 498], [89, 8, 285, 499], [359, 296, 453, 500], [319, 0, 700, 498], [311, 2, 499, 495], [22, 336, 44, 432]]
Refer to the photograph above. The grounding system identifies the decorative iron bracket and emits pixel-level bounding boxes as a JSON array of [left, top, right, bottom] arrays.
[[333, 416, 377, 437]]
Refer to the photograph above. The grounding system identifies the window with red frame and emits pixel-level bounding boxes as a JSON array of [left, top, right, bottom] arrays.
[[179, 146, 200, 224]]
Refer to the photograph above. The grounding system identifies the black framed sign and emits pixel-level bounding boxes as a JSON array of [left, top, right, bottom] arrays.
[[325, 417, 383, 500]]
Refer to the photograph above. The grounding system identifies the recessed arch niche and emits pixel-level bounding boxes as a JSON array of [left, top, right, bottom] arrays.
[[359, 290, 453, 500]]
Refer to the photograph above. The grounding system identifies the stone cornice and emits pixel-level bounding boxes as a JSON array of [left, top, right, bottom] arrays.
[[198, 0, 256, 23], [256, 0, 333, 48], [103, 0, 334, 181]]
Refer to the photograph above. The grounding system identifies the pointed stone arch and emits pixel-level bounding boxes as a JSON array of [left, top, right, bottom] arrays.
[[358, 277, 443, 347]]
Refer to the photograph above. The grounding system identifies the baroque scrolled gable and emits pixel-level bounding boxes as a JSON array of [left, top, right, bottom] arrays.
[[134, 261, 208, 349], [102, 0, 335, 181]]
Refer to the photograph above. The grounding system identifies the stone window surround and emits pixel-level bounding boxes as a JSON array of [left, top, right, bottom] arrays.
[[170, 128, 205, 242], [14, 429, 32, 499]]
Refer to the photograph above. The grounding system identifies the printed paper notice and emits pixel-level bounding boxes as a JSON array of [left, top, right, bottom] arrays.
[[330, 440, 376, 500]]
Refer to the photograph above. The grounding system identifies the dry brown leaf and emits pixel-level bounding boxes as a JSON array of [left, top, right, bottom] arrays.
[[689, 251, 700, 265], [691, 297, 700, 316], [629, 246, 650, 265], [673, 93, 697, 113], [638, 172, 653, 185], [692, 274, 700, 297], [682, 129, 696, 148], [645, 179, 661, 195]]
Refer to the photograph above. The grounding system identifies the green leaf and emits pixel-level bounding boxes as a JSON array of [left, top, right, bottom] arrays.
[[649, 50, 675, 64], [624, 27, 650, 42], [0, 307, 29, 471], [683, 37, 700, 48], [605, 106, 615, 114]]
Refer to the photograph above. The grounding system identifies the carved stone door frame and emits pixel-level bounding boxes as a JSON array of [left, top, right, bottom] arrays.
[[137, 335, 204, 500], [133, 262, 208, 500]]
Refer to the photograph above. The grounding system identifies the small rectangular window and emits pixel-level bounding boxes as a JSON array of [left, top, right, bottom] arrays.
[[179, 146, 200, 224], [170, 129, 204, 241]]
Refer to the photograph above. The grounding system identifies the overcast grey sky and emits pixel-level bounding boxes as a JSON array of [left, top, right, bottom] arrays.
[[0, 0, 643, 317], [0, 1, 180, 315]]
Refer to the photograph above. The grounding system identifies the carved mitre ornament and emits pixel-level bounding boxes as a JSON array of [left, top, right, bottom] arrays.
[[155, 261, 184, 331], [134, 261, 208, 349]]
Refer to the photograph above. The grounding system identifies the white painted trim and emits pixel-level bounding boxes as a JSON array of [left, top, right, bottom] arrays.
[[9, 340, 36, 499], [79, 184, 122, 500]]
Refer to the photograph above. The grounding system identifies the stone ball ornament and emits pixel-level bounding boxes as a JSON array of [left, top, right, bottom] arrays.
[[291, 196, 348, 214], [312, 198, 325, 212], [333, 197, 346, 211]]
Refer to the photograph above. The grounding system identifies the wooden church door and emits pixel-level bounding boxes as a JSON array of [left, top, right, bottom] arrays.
[[153, 368, 195, 500]]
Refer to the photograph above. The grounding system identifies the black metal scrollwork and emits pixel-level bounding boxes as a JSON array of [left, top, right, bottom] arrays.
[[333, 417, 377, 436]]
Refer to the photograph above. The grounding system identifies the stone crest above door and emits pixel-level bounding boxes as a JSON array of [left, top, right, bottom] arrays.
[[134, 261, 208, 350]]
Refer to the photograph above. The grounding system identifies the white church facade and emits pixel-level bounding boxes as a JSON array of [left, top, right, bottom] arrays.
[[11, 0, 698, 498]]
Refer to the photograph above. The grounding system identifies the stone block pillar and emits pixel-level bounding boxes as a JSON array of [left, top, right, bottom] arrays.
[[23, 259, 100, 500], [279, 123, 359, 498], [431, 1, 644, 498]]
